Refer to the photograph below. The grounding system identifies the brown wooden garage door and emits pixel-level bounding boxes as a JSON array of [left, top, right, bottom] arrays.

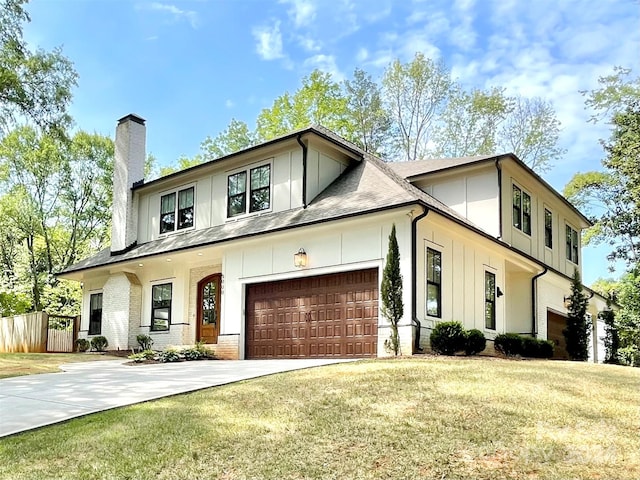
[[246, 268, 378, 358], [547, 310, 569, 360]]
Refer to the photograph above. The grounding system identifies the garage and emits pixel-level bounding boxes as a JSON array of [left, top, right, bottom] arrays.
[[246, 268, 379, 358], [547, 310, 569, 360]]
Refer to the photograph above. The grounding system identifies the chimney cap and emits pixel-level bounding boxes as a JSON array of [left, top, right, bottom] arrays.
[[117, 113, 146, 126]]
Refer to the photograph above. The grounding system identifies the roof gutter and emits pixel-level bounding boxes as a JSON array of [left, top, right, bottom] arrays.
[[411, 204, 430, 353], [296, 134, 308, 209], [531, 267, 548, 337]]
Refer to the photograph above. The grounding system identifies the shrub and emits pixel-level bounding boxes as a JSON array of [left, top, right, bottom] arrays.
[[537, 340, 554, 359], [194, 341, 213, 358], [430, 321, 466, 355], [494, 333, 523, 357], [521, 337, 555, 359], [128, 350, 156, 363], [158, 348, 181, 363], [618, 345, 640, 367], [90, 336, 109, 352], [136, 334, 154, 351], [75, 338, 90, 352], [464, 329, 486, 356], [182, 347, 205, 361]]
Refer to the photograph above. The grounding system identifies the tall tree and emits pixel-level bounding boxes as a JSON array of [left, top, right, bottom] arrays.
[[0, 0, 77, 136], [342, 68, 391, 156], [432, 86, 512, 158], [381, 224, 403, 356], [498, 96, 564, 173], [563, 269, 591, 361], [382, 53, 453, 161], [201, 118, 256, 161], [256, 70, 349, 141]]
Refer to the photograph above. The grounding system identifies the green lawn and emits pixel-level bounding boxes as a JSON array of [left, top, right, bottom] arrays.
[[0, 357, 638, 480], [0, 352, 121, 379]]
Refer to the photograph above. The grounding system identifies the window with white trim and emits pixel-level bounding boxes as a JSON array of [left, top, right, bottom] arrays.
[[426, 247, 442, 318], [160, 186, 194, 234], [512, 184, 531, 235], [544, 208, 553, 248], [227, 164, 271, 218], [566, 225, 579, 264]]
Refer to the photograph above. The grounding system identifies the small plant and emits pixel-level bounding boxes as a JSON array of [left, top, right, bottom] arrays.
[[158, 348, 181, 363], [536, 339, 554, 359], [522, 337, 554, 358], [136, 334, 154, 351], [430, 321, 466, 355], [128, 350, 156, 363], [75, 338, 90, 352], [182, 347, 205, 360], [464, 329, 486, 356], [494, 333, 523, 357], [90, 336, 109, 352]]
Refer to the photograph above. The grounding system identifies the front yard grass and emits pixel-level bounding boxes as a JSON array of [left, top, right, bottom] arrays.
[[0, 357, 638, 480], [0, 352, 121, 379]]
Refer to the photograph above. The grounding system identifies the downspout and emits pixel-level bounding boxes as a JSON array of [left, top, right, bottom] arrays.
[[495, 158, 503, 239], [531, 267, 548, 337], [411, 206, 430, 353], [296, 134, 308, 209]]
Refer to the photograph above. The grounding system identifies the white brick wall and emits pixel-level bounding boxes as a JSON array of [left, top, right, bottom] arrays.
[[112, 115, 145, 252], [101, 272, 142, 350]]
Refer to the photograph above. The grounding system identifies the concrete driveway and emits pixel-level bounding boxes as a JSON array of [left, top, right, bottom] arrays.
[[0, 358, 351, 438]]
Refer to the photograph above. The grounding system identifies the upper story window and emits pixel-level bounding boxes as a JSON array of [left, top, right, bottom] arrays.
[[160, 186, 194, 234], [484, 271, 496, 330], [426, 247, 442, 318], [227, 164, 271, 218], [512, 184, 531, 235], [151, 283, 172, 331], [88, 292, 103, 335], [566, 225, 579, 264], [544, 209, 553, 249]]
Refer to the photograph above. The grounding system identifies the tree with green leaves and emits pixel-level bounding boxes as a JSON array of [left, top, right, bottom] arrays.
[[382, 53, 453, 161], [563, 269, 591, 361], [381, 224, 403, 356], [343, 68, 391, 156], [0, 0, 77, 136], [201, 118, 256, 161]]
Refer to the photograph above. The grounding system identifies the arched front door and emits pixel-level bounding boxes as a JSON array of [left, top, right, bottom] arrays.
[[197, 274, 221, 344]]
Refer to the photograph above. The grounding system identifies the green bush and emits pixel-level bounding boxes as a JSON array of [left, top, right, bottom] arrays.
[[521, 337, 554, 358], [494, 333, 523, 357], [537, 340, 554, 359], [464, 329, 486, 356], [430, 321, 466, 355], [158, 348, 181, 363], [182, 347, 205, 361], [90, 336, 109, 352], [75, 338, 90, 352], [128, 349, 156, 363], [618, 345, 640, 367], [136, 334, 154, 351]]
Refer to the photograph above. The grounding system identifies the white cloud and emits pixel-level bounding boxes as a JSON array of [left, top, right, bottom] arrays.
[[297, 35, 322, 52], [356, 47, 369, 63], [148, 2, 199, 28], [280, 0, 317, 28], [303, 54, 344, 81], [253, 20, 286, 60], [225, 99, 235, 108]]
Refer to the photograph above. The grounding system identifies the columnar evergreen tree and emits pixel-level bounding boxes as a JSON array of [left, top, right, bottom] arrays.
[[381, 224, 403, 356], [563, 269, 591, 361]]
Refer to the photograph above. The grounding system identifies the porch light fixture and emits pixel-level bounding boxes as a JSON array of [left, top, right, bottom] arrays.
[[294, 248, 307, 268], [497, 286, 504, 298]]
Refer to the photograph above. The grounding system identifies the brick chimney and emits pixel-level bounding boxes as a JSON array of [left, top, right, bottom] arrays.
[[111, 114, 145, 254]]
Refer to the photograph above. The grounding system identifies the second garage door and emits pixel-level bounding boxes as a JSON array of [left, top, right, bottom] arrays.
[[246, 268, 378, 358]]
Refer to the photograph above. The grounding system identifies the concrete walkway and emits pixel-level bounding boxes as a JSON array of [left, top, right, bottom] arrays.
[[0, 358, 351, 438]]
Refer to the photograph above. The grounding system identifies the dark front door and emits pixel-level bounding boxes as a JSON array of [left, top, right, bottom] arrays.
[[197, 274, 221, 344]]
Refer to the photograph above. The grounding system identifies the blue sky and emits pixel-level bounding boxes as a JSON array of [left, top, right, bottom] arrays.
[[23, 0, 640, 285]]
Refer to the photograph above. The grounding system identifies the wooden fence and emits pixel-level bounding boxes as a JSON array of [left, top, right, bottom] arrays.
[[0, 312, 79, 353], [0, 312, 48, 353]]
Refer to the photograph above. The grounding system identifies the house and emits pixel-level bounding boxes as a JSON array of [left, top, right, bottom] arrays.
[[60, 114, 612, 360]]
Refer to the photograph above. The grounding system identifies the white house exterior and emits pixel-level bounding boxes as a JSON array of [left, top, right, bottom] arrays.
[[60, 114, 611, 360]]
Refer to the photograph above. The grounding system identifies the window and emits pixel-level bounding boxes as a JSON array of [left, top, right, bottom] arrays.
[[544, 209, 553, 248], [88, 293, 103, 335], [566, 225, 579, 264], [426, 248, 442, 317], [160, 186, 194, 234], [227, 164, 271, 217], [484, 271, 496, 330], [512, 185, 531, 235], [151, 283, 172, 331]]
